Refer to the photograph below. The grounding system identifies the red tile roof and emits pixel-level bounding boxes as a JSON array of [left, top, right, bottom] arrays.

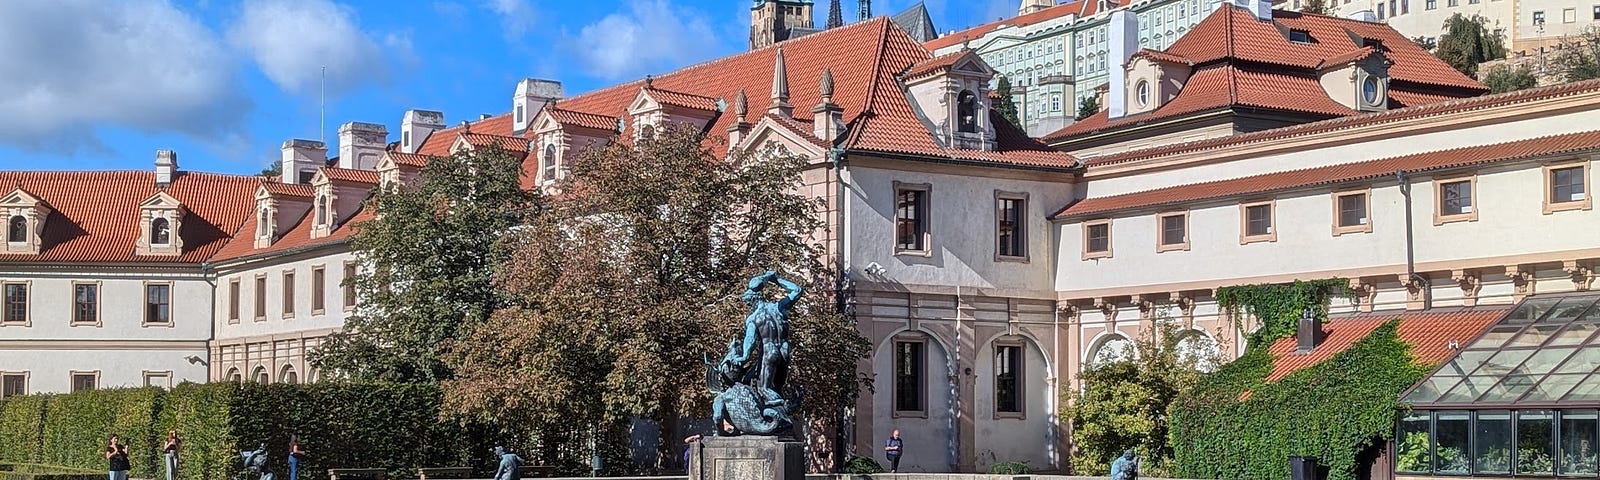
[[1264, 307, 1507, 381], [462, 133, 530, 153], [1043, 7, 1486, 142], [0, 171, 258, 264], [1078, 78, 1600, 166], [1132, 48, 1193, 65], [210, 205, 370, 263], [262, 182, 314, 198], [544, 106, 622, 132], [388, 152, 430, 167], [414, 114, 519, 157], [924, 0, 1110, 51], [904, 50, 970, 80], [1053, 129, 1600, 218], [644, 87, 721, 112], [319, 167, 380, 185]]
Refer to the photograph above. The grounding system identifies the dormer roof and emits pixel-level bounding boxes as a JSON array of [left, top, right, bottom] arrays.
[[635, 87, 722, 113], [538, 106, 624, 133], [259, 182, 316, 199], [457, 133, 531, 154], [139, 191, 185, 210], [314, 167, 381, 186], [903, 49, 993, 82]]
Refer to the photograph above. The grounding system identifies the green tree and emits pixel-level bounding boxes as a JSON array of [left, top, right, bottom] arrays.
[[441, 125, 870, 473], [1553, 26, 1600, 82], [1481, 64, 1539, 92], [312, 142, 542, 382], [1435, 13, 1507, 79], [995, 76, 1022, 126], [1412, 35, 1439, 51], [260, 161, 282, 179], [1300, 0, 1334, 16], [1076, 95, 1101, 120], [1062, 315, 1219, 476]]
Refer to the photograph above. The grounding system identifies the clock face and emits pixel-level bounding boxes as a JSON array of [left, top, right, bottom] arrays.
[[1362, 77, 1381, 105]]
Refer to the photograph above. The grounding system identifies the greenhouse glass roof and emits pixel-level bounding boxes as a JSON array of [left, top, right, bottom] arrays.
[[1403, 292, 1600, 408]]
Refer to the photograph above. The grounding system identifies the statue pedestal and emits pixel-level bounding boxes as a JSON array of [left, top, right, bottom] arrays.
[[688, 436, 804, 480]]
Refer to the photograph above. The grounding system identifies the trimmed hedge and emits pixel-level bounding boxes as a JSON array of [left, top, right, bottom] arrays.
[[1, 396, 47, 463], [0, 463, 100, 480], [39, 388, 163, 478]]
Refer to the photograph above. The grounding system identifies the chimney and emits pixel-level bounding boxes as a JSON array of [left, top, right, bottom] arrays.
[[1295, 308, 1324, 354], [1348, 9, 1378, 21], [281, 139, 328, 184], [155, 150, 178, 187], [400, 110, 444, 154], [337, 122, 388, 171], [728, 89, 753, 153], [1249, 0, 1273, 20], [812, 69, 846, 145], [513, 78, 565, 133], [1107, 10, 1140, 120]]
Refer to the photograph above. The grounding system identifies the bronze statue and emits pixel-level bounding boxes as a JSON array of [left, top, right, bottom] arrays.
[[707, 271, 803, 436]]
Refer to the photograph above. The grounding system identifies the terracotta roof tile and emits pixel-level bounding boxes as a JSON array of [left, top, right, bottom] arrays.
[[1051, 64, 1354, 138], [319, 167, 380, 185], [903, 49, 969, 80], [462, 133, 531, 153], [262, 182, 314, 197], [1264, 307, 1507, 381], [1079, 78, 1600, 166], [545, 106, 622, 132], [1054, 129, 1600, 218], [210, 204, 370, 263], [0, 171, 258, 264], [924, 0, 1109, 51], [1318, 46, 1380, 68], [388, 152, 430, 167], [643, 87, 722, 112], [1132, 48, 1192, 65], [414, 113, 520, 157]]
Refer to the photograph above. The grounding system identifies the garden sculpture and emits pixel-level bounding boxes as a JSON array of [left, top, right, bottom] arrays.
[[239, 444, 275, 480], [1111, 450, 1140, 480], [492, 446, 525, 480], [705, 271, 804, 436]]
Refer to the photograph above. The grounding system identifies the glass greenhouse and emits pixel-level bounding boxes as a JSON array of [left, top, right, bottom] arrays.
[[1397, 292, 1600, 477]]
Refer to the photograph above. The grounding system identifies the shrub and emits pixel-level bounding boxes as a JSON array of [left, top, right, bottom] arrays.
[[38, 388, 163, 478], [841, 455, 883, 474], [986, 461, 1031, 474], [1, 396, 48, 463]]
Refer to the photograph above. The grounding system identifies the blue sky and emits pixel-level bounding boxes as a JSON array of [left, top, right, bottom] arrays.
[[0, 0, 1016, 175]]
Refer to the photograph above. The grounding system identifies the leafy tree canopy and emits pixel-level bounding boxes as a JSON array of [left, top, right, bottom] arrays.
[[995, 76, 1022, 127], [1481, 64, 1539, 93], [1076, 95, 1101, 120], [1554, 26, 1600, 82], [1435, 13, 1507, 79]]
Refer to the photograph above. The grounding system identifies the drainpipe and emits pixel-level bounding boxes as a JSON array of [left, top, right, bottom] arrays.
[[1395, 170, 1431, 309], [830, 147, 851, 472], [201, 261, 216, 381]]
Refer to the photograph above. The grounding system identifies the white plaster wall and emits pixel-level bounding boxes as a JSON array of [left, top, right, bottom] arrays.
[[871, 334, 956, 473], [1085, 106, 1600, 197], [0, 272, 211, 340], [213, 249, 355, 340], [1056, 159, 1598, 292], [847, 164, 1075, 294], [1512, 0, 1600, 44], [0, 348, 207, 394], [972, 336, 1053, 470], [1337, 0, 1514, 45]]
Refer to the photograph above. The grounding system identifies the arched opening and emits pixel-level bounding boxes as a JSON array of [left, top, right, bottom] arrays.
[[253, 366, 269, 384], [1174, 329, 1222, 373], [314, 195, 328, 226], [542, 144, 557, 181], [1086, 333, 1137, 369], [225, 368, 242, 383], [279, 365, 299, 384], [957, 90, 979, 133], [150, 218, 170, 245], [7, 216, 26, 243]]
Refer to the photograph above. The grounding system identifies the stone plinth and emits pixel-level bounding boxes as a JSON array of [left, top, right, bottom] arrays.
[[689, 436, 804, 480]]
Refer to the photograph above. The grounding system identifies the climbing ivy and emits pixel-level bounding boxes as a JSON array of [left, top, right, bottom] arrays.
[[1172, 277, 1433, 480], [1216, 279, 1352, 345]]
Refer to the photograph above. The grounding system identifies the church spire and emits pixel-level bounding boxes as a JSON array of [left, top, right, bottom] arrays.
[[769, 48, 792, 117], [827, 0, 844, 28], [858, 0, 871, 20]]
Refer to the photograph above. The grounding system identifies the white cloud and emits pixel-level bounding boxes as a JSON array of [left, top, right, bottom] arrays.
[[568, 0, 723, 80], [227, 0, 400, 96], [0, 0, 248, 154], [484, 0, 539, 42]]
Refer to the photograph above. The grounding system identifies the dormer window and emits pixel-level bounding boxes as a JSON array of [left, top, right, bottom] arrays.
[[1362, 77, 1382, 105], [7, 216, 25, 243], [315, 195, 329, 227], [150, 218, 171, 246], [1136, 80, 1151, 107], [256, 208, 270, 239], [1289, 30, 1311, 44], [957, 91, 979, 133], [542, 144, 557, 182]]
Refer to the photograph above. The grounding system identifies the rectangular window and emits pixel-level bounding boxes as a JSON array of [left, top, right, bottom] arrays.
[[1378, 3, 1385, 17], [995, 345, 1023, 415], [997, 196, 1026, 259], [1551, 166, 1587, 203], [1335, 192, 1371, 234], [73, 283, 99, 325], [343, 262, 358, 309], [1157, 212, 1188, 252], [894, 341, 925, 414], [1565, 7, 1578, 22], [1242, 202, 1276, 243], [3, 283, 27, 324], [1402, 0, 1410, 13], [1560, 410, 1600, 476], [895, 185, 929, 253], [1449, 0, 1458, 6], [254, 275, 266, 320], [228, 279, 240, 323], [145, 284, 170, 325], [1476, 410, 1513, 474], [312, 266, 326, 313], [143, 372, 172, 389], [1084, 221, 1112, 259], [1594, 5, 1600, 19], [71, 372, 97, 393], [1427, 0, 1437, 9], [1, 373, 25, 398], [1534, 10, 1546, 24], [282, 271, 295, 317], [1438, 178, 1476, 223]]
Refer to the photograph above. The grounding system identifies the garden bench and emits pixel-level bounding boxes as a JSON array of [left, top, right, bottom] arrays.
[[327, 468, 388, 480], [517, 465, 557, 478], [416, 467, 472, 480]]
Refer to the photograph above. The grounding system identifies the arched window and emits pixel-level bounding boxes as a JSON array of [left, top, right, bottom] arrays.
[[279, 365, 298, 384], [542, 144, 557, 181], [150, 218, 170, 245], [256, 209, 269, 238], [7, 216, 26, 243], [957, 90, 979, 133], [226, 368, 241, 383], [253, 366, 269, 384], [314, 195, 328, 226]]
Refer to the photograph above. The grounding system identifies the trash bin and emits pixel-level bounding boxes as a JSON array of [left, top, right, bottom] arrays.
[[1289, 456, 1321, 480]]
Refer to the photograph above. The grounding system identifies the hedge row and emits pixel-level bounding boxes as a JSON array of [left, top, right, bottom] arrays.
[[0, 383, 505, 480]]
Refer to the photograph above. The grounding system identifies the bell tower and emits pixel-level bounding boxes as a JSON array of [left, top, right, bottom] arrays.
[[750, 0, 815, 50]]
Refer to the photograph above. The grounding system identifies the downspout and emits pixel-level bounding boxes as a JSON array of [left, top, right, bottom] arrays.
[[1395, 170, 1430, 309], [830, 147, 851, 471], [201, 261, 217, 381]]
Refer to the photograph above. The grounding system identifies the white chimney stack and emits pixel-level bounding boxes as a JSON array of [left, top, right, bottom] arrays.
[[1107, 10, 1140, 120], [281, 139, 328, 184], [155, 150, 178, 187], [400, 110, 444, 154], [337, 122, 388, 171], [513, 78, 565, 133], [1250, 0, 1273, 20]]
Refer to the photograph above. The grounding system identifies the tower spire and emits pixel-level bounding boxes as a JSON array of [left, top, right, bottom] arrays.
[[858, 0, 871, 20], [827, 0, 844, 29], [769, 48, 792, 117]]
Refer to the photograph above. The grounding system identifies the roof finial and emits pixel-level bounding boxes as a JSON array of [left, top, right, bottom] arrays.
[[820, 68, 835, 102], [769, 48, 793, 116], [645, 75, 654, 88], [735, 89, 749, 120]]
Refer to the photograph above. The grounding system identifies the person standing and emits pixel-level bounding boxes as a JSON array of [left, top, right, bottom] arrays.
[[105, 435, 131, 480], [162, 430, 182, 480], [884, 429, 904, 473], [288, 435, 308, 480], [682, 434, 704, 470]]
